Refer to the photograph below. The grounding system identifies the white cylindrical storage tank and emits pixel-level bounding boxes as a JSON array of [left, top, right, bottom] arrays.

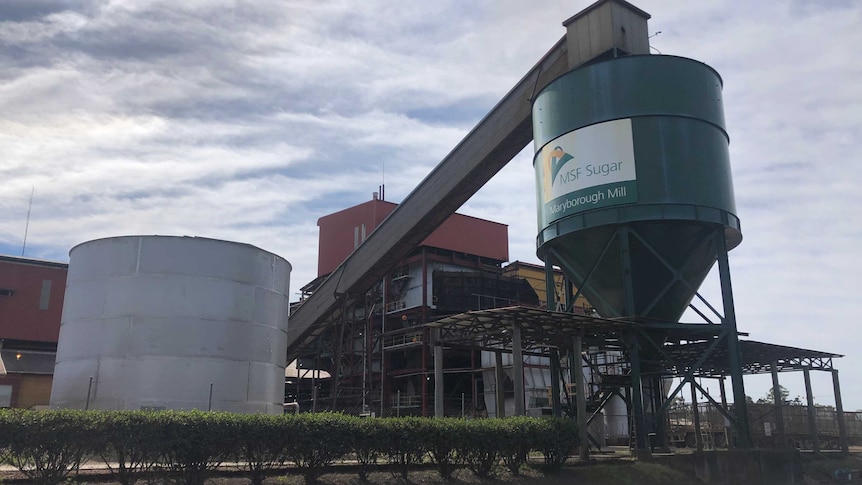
[[50, 236, 291, 414]]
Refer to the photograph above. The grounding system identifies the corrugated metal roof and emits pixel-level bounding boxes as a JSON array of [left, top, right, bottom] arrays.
[[426, 306, 842, 376], [0, 254, 68, 269]]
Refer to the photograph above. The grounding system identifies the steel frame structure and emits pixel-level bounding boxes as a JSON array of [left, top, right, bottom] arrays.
[[430, 305, 846, 454], [281, 0, 849, 458], [534, 221, 750, 452]]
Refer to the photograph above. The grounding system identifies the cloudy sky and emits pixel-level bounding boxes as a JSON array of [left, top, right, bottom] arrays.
[[1, 1, 860, 409]]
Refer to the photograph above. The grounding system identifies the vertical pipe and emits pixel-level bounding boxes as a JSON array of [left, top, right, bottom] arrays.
[[691, 378, 703, 452], [461, 393, 465, 418], [363, 307, 370, 413], [544, 254, 556, 311], [574, 335, 588, 460], [434, 329, 444, 418], [550, 349, 562, 418], [312, 369, 318, 412], [495, 351, 505, 418], [716, 229, 752, 448], [329, 323, 341, 410], [512, 322, 525, 416], [422, 248, 428, 321], [85, 376, 93, 410], [380, 348, 387, 417], [471, 350, 477, 416], [770, 362, 786, 447], [422, 329, 428, 417], [832, 370, 849, 456], [803, 366, 819, 452], [314, 350, 320, 413], [208, 382, 214, 411], [381, 277, 387, 417], [624, 385, 633, 447]]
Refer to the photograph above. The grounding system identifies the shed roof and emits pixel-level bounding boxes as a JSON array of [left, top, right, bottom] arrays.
[[427, 306, 841, 376]]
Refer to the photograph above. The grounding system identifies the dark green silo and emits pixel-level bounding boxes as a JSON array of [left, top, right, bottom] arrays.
[[532, 55, 740, 323]]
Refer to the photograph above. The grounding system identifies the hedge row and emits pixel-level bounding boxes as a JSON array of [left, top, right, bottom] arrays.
[[0, 409, 579, 485]]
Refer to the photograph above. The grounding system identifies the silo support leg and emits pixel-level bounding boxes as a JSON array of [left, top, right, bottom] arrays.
[[716, 229, 752, 448], [627, 332, 648, 455]]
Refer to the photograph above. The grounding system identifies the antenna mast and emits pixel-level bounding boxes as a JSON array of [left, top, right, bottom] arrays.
[[21, 187, 34, 256]]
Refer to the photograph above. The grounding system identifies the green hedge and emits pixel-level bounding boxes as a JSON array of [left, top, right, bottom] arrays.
[[92, 410, 163, 485], [235, 413, 292, 485], [0, 409, 97, 485], [0, 409, 580, 484], [283, 412, 354, 484]]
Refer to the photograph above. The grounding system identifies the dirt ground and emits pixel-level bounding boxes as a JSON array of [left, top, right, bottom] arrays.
[[0, 459, 699, 485], [3, 451, 861, 484]]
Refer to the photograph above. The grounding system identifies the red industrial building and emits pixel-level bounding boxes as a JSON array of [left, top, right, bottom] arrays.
[[291, 195, 550, 416], [316, 195, 508, 277], [0, 255, 67, 408]]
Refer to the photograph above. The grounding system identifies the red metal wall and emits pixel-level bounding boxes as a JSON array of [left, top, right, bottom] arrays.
[[0, 257, 67, 343], [317, 199, 509, 277]]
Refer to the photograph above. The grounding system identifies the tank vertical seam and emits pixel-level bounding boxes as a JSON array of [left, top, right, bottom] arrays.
[[246, 360, 252, 401], [135, 236, 142, 274]]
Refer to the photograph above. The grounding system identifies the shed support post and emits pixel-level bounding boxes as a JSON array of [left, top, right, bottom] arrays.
[[574, 335, 588, 460], [551, 349, 562, 418], [803, 366, 819, 452], [832, 370, 849, 456], [771, 361, 786, 447], [433, 329, 444, 418], [691, 378, 703, 452], [651, 377, 668, 450], [512, 322, 525, 416], [495, 351, 505, 418]]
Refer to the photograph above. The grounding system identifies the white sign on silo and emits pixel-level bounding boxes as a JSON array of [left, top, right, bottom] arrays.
[[50, 236, 291, 414]]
